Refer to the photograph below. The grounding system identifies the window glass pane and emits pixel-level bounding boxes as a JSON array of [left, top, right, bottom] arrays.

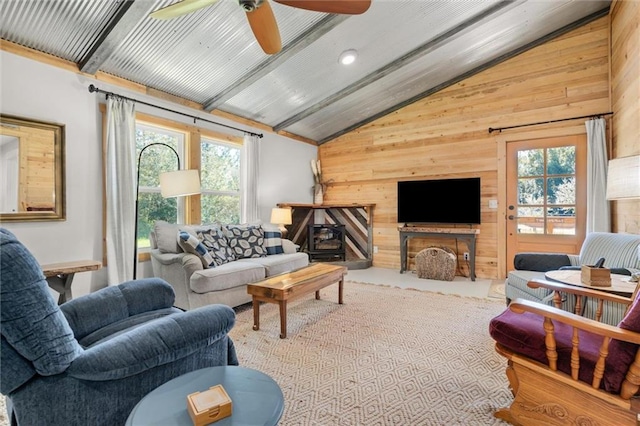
[[136, 128, 180, 187], [517, 149, 543, 176], [202, 194, 240, 224], [547, 207, 576, 235], [201, 138, 241, 224], [517, 178, 544, 205], [201, 141, 240, 191], [547, 177, 575, 204], [137, 192, 177, 248], [517, 207, 544, 234], [547, 146, 575, 174], [135, 124, 185, 249]]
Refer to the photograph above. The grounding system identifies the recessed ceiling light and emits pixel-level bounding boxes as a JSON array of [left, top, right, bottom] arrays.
[[339, 49, 358, 65]]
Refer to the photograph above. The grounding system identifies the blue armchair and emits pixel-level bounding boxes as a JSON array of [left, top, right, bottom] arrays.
[[0, 228, 239, 426]]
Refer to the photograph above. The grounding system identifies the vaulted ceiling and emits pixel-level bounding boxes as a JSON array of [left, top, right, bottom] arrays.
[[0, 0, 610, 144]]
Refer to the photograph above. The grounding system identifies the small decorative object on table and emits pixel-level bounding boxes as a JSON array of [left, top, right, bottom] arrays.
[[581, 257, 611, 287], [187, 385, 232, 426], [311, 159, 331, 204]]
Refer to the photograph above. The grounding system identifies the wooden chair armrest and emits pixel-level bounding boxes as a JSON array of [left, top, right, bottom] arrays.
[[509, 298, 640, 344], [528, 278, 634, 305]]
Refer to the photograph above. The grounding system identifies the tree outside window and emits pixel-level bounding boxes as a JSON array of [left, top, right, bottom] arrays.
[[201, 138, 240, 224], [136, 123, 187, 249]]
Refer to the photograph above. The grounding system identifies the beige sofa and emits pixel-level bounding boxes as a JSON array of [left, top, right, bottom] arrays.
[[149, 221, 309, 310]]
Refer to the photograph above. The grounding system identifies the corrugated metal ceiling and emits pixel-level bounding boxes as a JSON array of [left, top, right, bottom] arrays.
[[0, 0, 611, 144]]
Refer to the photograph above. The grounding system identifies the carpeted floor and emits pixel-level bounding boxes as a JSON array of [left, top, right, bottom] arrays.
[[230, 281, 512, 425]]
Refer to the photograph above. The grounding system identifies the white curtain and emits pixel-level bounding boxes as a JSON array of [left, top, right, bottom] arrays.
[[105, 96, 137, 285], [240, 134, 260, 223], [585, 117, 610, 233]]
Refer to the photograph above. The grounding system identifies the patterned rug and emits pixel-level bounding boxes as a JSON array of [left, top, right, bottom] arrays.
[[230, 281, 512, 425], [488, 281, 507, 300], [0, 282, 512, 425]]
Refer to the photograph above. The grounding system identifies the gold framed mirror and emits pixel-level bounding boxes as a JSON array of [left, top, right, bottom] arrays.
[[0, 114, 66, 221]]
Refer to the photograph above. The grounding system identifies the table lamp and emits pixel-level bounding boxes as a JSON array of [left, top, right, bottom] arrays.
[[270, 207, 292, 238]]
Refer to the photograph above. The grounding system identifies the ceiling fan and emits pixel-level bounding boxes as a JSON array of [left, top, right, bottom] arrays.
[[150, 0, 371, 55]]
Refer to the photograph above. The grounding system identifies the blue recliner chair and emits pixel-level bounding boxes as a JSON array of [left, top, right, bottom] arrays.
[[0, 228, 239, 425]]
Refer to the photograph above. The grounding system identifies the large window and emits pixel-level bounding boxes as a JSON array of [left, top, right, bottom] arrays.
[[135, 123, 187, 250], [200, 137, 241, 225]]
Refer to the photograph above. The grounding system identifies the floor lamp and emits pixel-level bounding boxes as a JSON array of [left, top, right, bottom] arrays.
[[134, 143, 200, 278]]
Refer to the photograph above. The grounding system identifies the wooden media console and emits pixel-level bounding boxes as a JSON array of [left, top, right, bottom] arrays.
[[399, 226, 479, 281]]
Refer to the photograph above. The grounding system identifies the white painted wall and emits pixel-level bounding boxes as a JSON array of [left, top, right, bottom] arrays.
[[0, 50, 317, 298]]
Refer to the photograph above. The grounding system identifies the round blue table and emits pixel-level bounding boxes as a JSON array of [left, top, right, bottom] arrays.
[[125, 366, 284, 425]]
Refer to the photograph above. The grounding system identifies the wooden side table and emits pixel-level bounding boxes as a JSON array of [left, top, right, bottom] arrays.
[[41, 260, 102, 304], [544, 269, 637, 296]]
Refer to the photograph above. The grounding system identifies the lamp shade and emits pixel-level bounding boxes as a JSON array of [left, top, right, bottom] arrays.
[[606, 156, 640, 200], [159, 169, 201, 198], [270, 207, 292, 225]]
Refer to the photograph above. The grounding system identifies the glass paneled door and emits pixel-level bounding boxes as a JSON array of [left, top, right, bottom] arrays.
[[506, 135, 587, 271]]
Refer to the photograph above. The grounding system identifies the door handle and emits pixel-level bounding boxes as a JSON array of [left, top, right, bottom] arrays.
[[508, 215, 517, 220]]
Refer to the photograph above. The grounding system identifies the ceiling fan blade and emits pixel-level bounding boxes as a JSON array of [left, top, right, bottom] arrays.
[[274, 0, 371, 15], [246, 0, 282, 54], [150, 0, 219, 20]]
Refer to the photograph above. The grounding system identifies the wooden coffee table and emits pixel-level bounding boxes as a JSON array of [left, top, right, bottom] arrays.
[[247, 263, 348, 338]]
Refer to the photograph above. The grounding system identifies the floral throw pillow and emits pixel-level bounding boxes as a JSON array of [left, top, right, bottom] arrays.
[[222, 225, 267, 259], [198, 228, 236, 266]]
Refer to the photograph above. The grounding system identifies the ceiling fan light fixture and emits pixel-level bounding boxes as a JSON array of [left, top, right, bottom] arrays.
[[339, 49, 358, 65]]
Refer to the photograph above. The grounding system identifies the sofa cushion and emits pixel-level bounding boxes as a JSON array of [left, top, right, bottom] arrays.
[[177, 231, 215, 268], [198, 228, 236, 266], [222, 224, 267, 259], [262, 225, 284, 255], [505, 270, 553, 302], [237, 252, 309, 277], [189, 261, 266, 293]]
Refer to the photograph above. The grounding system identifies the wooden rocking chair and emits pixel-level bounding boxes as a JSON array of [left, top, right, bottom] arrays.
[[490, 278, 640, 425]]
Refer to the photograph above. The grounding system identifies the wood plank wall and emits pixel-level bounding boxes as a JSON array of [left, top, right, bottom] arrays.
[[318, 17, 613, 280], [610, 1, 640, 234]]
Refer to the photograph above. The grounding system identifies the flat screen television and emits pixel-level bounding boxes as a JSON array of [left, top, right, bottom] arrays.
[[397, 177, 481, 224]]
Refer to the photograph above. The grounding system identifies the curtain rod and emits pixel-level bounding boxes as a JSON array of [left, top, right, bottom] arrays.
[[488, 111, 613, 134], [88, 84, 263, 138]]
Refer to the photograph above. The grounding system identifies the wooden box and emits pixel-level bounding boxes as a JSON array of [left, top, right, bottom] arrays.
[[187, 385, 232, 426], [581, 265, 611, 287]]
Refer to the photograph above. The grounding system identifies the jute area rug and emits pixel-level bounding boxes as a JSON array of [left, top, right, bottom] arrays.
[[230, 281, 512, 425], [0, 282, 512, 426]]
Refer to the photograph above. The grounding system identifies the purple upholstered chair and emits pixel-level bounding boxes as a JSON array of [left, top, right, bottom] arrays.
[[489, 278, 640, 425]]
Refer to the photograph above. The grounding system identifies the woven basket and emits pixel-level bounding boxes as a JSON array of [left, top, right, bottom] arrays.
[[416, 246, 457, 281]]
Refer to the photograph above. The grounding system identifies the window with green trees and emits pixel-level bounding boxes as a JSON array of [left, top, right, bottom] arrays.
[[200, 137, 241, 225], [135, 124, 186, 250]]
